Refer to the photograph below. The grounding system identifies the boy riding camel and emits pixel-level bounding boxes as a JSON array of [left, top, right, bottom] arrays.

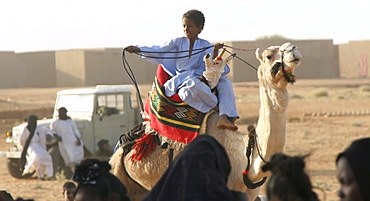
[[125, 9, 238, 131]]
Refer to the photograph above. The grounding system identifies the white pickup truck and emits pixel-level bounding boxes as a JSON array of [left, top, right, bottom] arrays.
[[5, 85, 143, 178]]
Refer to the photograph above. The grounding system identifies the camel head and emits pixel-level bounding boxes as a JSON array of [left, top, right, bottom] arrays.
[[256, 42, 301, 85], [203, 49, 235, 89]]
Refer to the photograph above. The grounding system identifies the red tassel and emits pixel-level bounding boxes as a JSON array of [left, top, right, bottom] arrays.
[[242, 170, 249, 175], [129, 134, 157, 161]]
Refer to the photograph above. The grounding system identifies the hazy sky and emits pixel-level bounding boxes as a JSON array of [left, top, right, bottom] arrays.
[[1, 0, 369, 52]]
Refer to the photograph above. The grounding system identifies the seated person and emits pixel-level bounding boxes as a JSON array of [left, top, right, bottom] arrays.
[[93, 139, 113, 161]]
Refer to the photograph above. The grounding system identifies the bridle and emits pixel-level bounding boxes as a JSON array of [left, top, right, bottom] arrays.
[[242, 125, 268, 189], [270, 48, 298, 84]]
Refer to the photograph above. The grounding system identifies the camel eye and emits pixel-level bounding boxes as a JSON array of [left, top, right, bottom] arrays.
[[266, 55, 272, 60]]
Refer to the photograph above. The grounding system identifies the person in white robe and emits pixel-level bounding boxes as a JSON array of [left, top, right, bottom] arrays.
[[125, 9, 239, 130], [19, 115, 54, 180], [50, 107, 84, 173]]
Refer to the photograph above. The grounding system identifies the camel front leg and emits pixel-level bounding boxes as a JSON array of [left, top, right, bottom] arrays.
[[109, 148, 148, 201]]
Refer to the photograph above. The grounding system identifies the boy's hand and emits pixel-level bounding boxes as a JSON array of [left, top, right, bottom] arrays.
[[214, 43, 224, 50], [125, 46, 140, 53]]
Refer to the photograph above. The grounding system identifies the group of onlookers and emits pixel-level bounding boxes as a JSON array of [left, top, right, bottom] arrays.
[[19, 107, 113, 181], [11, 105, 369, 201], [18, 107, 84, 180], [2, 135, 369, 201]]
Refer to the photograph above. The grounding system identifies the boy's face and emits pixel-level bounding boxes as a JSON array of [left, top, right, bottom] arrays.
[[63, 187, 76, 201], [182, 18, 203, 41]]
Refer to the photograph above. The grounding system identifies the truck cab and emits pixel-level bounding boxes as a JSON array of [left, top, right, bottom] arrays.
[[6, 85, 142, 178]]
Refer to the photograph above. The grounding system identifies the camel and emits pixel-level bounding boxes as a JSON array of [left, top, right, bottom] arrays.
[[109, 42, 302, 201]]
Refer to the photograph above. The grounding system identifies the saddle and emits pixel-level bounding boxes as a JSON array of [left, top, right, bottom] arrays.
[[119, 64, 208, 161], [144, 64, 207, 143]]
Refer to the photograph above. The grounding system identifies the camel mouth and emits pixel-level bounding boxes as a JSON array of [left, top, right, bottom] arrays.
[[284, 58, 301, 66], [284, 56, 301, 62]]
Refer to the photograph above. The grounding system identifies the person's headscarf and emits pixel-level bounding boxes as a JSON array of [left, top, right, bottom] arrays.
[[26, 115, 38, 135], [141, 134, 245, 201], [58, 107, 69, 120], [72, 159, 130, 201], [20, 115, 38, 169], [336, 137, 370, 201]]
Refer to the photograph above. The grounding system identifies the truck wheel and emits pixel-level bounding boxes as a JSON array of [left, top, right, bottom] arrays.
[[6, 158, 34, 179]]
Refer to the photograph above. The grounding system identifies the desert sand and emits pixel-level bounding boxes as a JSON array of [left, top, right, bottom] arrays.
[[0, 78, 370, 201]]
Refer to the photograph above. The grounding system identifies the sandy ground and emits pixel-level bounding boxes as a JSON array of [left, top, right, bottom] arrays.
[[1, 78, 370, 201]]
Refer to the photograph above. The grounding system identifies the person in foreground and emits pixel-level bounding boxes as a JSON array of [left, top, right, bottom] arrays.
[[0, 191, 34, 201], [262, 153, 319, 201], [336, 137, 370, 201], [72, 158, 130, 201], [141, 134, 247, 201], [125, 9, 239, 131]]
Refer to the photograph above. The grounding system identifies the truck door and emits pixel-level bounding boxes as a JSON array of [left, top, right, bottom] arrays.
[[92, 93, 128, 152]]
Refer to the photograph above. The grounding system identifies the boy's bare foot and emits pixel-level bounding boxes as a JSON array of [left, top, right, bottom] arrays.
[[217, 114, 238, 131]]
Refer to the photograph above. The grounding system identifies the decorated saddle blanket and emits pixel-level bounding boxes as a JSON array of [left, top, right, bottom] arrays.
[[144, 64, 206, 144]]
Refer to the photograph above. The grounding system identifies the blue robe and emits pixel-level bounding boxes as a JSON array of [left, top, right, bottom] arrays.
[[138, 37, 238, 118]]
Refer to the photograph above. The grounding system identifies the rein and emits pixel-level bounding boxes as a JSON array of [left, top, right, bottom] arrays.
[[223, 48, 258, 71], [131, 45, 214, 59], [121, 45, 214, 113], [121, 50, 145, 113], [121, 43, 295, 112], [242, 125, 268, 189], [120, 44, 283, 190]]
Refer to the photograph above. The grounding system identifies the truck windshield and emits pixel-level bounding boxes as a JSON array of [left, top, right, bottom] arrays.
[[55, 94, 94, 112]]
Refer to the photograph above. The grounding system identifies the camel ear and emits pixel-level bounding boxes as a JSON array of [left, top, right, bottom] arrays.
[[204, 53, 212, 67], [204, 53, 211, 60], [255, 48, 263, 62]]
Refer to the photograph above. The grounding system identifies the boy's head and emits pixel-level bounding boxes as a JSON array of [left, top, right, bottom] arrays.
[[63, 182, 76, 201], [182, 9, 205, 36], [183, 9, 205, 28]]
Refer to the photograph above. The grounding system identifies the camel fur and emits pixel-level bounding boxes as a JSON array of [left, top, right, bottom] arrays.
[[109, 42, 302, 201]]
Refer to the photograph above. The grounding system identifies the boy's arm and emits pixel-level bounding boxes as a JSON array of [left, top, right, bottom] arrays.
[[213, 43, 223, 59]]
